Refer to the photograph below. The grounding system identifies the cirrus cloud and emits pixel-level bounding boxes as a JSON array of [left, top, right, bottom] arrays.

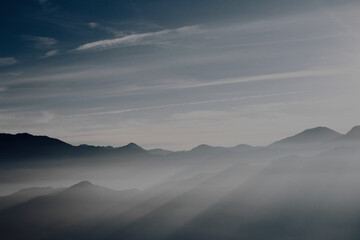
[[74, 25, 201, 51]]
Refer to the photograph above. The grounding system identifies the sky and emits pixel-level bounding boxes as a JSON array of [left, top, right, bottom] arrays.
[[1, 0, 360, 150]]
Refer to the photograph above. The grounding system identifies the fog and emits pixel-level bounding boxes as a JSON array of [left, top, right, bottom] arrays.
[[1, 127, 359, 240]]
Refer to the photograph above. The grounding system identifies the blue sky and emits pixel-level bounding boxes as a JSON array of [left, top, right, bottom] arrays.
[[1, 0, 360, 149]]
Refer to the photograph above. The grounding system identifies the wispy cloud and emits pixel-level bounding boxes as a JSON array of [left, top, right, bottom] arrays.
[[3, 63, 339, 89], [104, 68, 341, 95], [24, 36, 57, 49], [41, 49, 59, 58], [71, 91, 305, 117], [0, 57, 17, 66], [164, 69, 340, 90], [74, 25, 201, 51], [87, 22, 124, 37]]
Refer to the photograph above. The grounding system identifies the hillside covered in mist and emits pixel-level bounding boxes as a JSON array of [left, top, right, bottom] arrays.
[[1, 126, 359, 240]]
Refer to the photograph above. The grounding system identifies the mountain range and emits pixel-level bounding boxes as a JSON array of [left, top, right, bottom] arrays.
[[0, 133, 149, 162], [0, 125, 359, 240], [1, 126, 358, 165]]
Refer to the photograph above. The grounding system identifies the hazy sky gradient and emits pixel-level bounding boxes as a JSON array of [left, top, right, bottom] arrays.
[[1, 0, 360, 150]]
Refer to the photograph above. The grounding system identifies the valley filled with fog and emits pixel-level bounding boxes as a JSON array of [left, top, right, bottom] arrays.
[[1, 126, 359, 240]]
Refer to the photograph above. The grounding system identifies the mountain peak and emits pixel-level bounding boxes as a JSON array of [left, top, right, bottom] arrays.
[[346, 125, 360, 138], [123, 142, 143, 150], [338, 125, 360, 141], [230, 144, 254, 152], [188, 144, 227, 155], [293, 126, 333, 136], [62, 181, 121, 198], [191, 144, 213, 151], [270, 126, 341, 146], [67, 181, 95, 190]]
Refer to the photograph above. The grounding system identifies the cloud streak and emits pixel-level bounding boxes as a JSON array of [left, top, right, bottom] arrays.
[[0, 57, 17, 66], [71, 91, 305, 117], [1, 66, 340, 94], [74, 25, 201, 51], [41, 49, 59, 58], [87, 22, 124, 37], [89, 68, 340, 98], [24, 36, 57, 49], [147, 69, 340, 91]]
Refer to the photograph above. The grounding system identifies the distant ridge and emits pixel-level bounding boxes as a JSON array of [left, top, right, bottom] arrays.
[[269, 127, 342, 146], [61, 180, 122, 196], [66, 181, 95, 191], [190, 144, 226, 152], [148, 148, 173, 156], [187, 144, 228, 157], [334, 125, 360, 142], [0, 133, 146, 162], [344, 125, 360, 140], [229, 144, 254, 152], [1, 126, 358, 163]]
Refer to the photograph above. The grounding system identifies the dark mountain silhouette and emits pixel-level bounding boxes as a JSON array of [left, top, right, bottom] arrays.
[[269, 126, 342, 147], [0, 133, 76, 160], [0, 126, 356, 168], [0, 126, 358, 169], [121, 142, 144, 151], [0, 133, 147, 164], [115, 142, 146, 153]]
